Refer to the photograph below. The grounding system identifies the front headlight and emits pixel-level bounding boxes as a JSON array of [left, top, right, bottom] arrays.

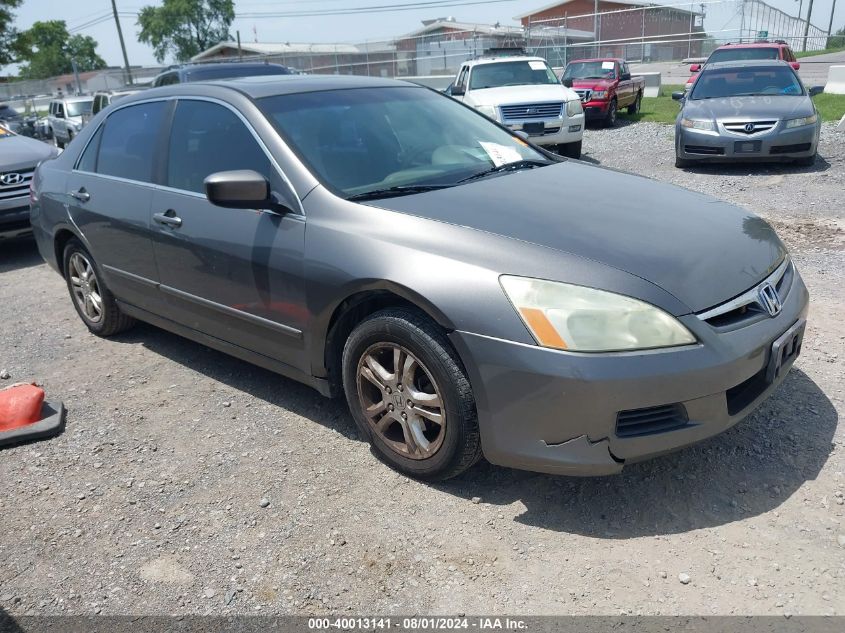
[[591, 90, 607, 100], [680, 118, 715, 131], [475, 105, 500, 122], [785, 113, 817, 128], [500, 276, 696, 352], [566, 99, 583, 116]]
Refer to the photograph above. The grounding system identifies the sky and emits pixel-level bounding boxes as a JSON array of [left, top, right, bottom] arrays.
[[4, 0, 845, 72]]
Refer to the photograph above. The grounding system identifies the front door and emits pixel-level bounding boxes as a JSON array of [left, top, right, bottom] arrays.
[[149, 98, 308, 371]]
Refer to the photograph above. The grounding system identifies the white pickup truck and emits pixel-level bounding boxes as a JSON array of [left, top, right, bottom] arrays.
[[446, 55, 585, 158]]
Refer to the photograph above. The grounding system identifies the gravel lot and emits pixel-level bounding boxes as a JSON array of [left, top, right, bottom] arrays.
[[1, 123, 843, 617]]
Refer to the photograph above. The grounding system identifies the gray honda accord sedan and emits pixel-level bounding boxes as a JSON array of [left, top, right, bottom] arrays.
[[673, 59, 821, 167], [30, 75, 808, 480]]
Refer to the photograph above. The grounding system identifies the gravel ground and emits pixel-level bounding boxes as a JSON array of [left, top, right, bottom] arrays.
[[1, 123, 843, 617]]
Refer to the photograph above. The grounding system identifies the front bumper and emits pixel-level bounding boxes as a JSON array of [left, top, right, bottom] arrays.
[[502, 113, 584, 147], [449, 268, 809, 476], [677, 121, 820, 162], [583, 100, 611, 119]]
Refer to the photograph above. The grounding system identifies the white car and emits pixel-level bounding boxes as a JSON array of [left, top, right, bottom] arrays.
[[48, 96, 93, 148], [447, 55, 585, 158]]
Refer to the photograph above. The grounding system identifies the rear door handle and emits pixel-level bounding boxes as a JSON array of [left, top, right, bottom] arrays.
[[69, 188, 90, 202], [153, 210, 182, 228]]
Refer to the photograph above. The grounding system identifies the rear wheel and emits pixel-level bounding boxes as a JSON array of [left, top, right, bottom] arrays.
[[342, 308, 482, 481], [627, 91, 642, 114], [62, 239, 135, 336], [559, 140, 582, 159]]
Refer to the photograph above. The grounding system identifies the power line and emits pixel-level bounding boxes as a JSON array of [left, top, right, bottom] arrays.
[[235, 0, 522, 19]]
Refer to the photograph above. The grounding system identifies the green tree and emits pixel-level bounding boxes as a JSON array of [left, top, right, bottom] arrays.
[[15, 20, 106, 79], [137, 0, 234, 63], [828, 27, 845, 49], [0, 0, 22, 66]]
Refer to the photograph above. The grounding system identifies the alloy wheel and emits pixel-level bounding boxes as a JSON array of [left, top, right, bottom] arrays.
[[355, 343, 446, 460], [68, 252, 103, 323]]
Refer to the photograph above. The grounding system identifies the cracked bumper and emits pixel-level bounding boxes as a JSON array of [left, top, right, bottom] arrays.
[[448, 272, 809, 476]]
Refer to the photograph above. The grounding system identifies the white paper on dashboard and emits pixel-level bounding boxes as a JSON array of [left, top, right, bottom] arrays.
[[528, 60, 547, 70], [601, 61, 615, 70], [479, 141, 523, 167]]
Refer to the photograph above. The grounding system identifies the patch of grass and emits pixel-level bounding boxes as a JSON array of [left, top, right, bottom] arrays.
[[618, 83, 845, 124], [796, 46, 845, 58]]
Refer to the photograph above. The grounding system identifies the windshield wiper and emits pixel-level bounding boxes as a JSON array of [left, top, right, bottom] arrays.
[[346, 184, 450, 201], [456, 159, 551, 184]]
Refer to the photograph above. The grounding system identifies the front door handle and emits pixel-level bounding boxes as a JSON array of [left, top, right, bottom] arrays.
[[69, 188, 90, 202], [153, 209, 182, 228]]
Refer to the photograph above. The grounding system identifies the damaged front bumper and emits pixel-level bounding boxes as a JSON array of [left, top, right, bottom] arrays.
[[448, 273, 808, 476]]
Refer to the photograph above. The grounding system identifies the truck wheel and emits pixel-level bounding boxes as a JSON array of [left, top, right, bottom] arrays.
[[603, 99, 618, 127], [627, 92, 642, 114], [559, 140, 582, 159]]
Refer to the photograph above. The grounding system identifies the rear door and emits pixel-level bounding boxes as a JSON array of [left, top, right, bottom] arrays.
[[64, 100, 170, 313], [149, 98, 308, 370]]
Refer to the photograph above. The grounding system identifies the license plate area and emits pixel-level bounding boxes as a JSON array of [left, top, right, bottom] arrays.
[[734, 140, 762, 154], [522, 122, 545, 135], [766, 319, 805, 383]]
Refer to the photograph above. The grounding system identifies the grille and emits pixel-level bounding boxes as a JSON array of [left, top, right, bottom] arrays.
[[770, 143, 812, 154], [0, 167, 34, 202], [722, 120, 777, 135], [616, 404, 689, 438], [500, 102, 563, 121], [684, 145, 724, 155], [574, 89, 592, 102]]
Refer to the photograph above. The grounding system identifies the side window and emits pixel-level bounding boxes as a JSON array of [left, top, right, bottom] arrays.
[[157, 73, 179, 86], [55, 103, 64, 118], [77, 125, 103, 172], [97, 101, 166, 183], [166, 100, 278, 195], [456, 66, 468, 90]]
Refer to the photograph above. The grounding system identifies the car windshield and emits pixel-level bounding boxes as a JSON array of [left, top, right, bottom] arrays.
[[562, 61, 616, 80], [707, 47, 781, 63], [186, 65, 291, 81], [66, 100, 93, 117], [469, 60, 559, 89], [258, 86, 549, 199], [690, 66, 803, 99]]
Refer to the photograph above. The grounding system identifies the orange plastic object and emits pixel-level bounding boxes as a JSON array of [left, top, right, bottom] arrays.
[[0, 383, 45, 431]]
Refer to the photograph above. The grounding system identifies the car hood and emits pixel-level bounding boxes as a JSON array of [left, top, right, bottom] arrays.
[[365, 161, 785, 313], [683, 95, 815, 120], [569, 78, 614, 90], [0, 135, 57, 171], [468, 83, 578, 105]]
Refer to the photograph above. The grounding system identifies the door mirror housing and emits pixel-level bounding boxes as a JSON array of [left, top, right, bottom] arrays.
[[204, 170, 289, 213], [562, 77, 573, 88], [621, 72, 631, 81], [450, 84, 465, 96], [671, 91, 686, 101], [689, 64, 701, 72], [791, 61, 800, 70], [808, 85, 823, 97]]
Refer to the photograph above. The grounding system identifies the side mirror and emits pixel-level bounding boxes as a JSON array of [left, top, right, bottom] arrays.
[[621, 72, 631, 81], [450, 84, 465, 96], [204, 170, 287, 213], [671, 91, 685, 101], [562, 77, 573, 88], [56, 111, 65, 119], [791, 62, 800, 70], [808, 85, 823, 97], [689, 64, 701, 72]]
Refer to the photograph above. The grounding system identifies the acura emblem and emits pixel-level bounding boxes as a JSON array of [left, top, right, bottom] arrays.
[[758, 282, 782, 317], [744, 123, 755, 133], [0, 172, 23, 185]]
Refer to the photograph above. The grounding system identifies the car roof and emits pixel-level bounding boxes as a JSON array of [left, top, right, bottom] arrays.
[[715, 42, 789, 49], [52, 95, 93, 103], [567, 58, 624, 63], [465, 56, 547, 67], [703, 59, 793, 70]]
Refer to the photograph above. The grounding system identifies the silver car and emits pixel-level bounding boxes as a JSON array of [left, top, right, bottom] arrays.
[[673, 60, 821, 167], [31, 76, 808, 480], [1, 124, 58, 239]]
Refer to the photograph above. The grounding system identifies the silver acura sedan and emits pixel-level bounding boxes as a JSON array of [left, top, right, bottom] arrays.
[[673, 59, 822, 167], [31, 75, 808, 480]]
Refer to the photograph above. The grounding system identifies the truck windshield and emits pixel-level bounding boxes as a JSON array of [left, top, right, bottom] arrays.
[[259, 86, 549, 199], [469, 61, 559, 90], [66, 100, 93, 117], [691, 66, 803, 99], [562, 61, 616, 81]]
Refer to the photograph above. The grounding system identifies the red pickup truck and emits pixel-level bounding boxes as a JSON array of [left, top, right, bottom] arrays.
[[561, 58, 645, 127]]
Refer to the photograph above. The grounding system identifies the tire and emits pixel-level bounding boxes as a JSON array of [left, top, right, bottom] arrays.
[[559, 140, 582, 159], [795, 153, 816, 167], [603, 99, 618, 127], [342, 308, 482, 481], [62, 238, 135, 337], [627, 91, 642, 114], [675, 155, 694, 168]]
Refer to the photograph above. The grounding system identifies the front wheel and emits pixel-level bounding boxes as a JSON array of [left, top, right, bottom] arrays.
[[795, 153, 816, 167], [675, 155, 694, 168], [603, 99, 618, 127], [342, 308, 482, 481], [559, 140, 582, 159]]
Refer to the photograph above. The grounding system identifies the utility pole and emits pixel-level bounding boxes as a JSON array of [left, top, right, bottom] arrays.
[[828, 0, 838, 41], [111, 0, 133, 84], [802, 0, 815, 50], [237, 30, 243, 60], [594, 0, 599, 56]]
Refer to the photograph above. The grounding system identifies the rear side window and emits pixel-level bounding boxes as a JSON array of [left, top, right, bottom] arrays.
[[77, 125, 103, 172], [156, 72, 179, 86], [97, 101, 166, 183], [166, 100, 277, 194]]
